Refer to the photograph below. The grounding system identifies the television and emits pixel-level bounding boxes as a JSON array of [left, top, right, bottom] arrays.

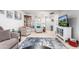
[[58, 15, 69, 27], [37, 26, 40, 28]]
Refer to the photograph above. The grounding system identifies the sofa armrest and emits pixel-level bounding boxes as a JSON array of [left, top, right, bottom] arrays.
[[11, 32, 19, 39]]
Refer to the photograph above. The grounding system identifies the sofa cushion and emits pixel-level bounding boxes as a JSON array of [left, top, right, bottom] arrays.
[[0, 30, 11, 42], [0, 26, 3, 30], [0, 38, 18, 49], [11, 32, 19, 38]]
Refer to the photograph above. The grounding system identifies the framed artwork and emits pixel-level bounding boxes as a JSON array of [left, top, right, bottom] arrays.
[[14, 11, 18, 19], [19, 13, 22, 20], [0, 10, 4, 14], [14, 11, 22, 20], [6, 11, 13, 18], [51, 19, 54, 22]]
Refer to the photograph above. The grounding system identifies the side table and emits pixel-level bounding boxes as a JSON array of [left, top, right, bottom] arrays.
[[11, 31, 21, 42], [18, 31, 21, 42]]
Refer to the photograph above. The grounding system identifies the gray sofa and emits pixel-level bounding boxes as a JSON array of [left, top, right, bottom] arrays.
[[0, 26, 19, 49]]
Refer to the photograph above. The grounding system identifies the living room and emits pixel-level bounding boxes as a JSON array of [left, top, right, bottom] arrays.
[[0, 0, 79, 59], [0, 10, 79, 49]]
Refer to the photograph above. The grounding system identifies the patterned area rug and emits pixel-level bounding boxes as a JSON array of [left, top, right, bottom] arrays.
[[18, 37, 66, 49]]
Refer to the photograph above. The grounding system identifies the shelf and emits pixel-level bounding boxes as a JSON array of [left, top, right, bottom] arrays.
[[56, 34, 64, 41]]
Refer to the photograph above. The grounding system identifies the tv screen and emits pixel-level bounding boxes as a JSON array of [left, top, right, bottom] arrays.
[[37, 26, 40, 28], [58, 15, 69, 27]]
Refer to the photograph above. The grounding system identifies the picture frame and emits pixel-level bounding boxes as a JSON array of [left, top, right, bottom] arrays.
[[14, 11, 22, 20], [14, 11, 18, 19], [6, 11, 13, 18], [19, 13, 22, 20], [51, 19, 54, 22], [0, 10, 4, 14]]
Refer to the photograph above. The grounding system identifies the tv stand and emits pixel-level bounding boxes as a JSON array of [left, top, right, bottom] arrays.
[[56, 26, 72, 42], [55, 26, 79, 48]]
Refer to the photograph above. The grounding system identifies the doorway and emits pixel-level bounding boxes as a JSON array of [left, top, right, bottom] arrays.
[[24, 15, 32, 27]]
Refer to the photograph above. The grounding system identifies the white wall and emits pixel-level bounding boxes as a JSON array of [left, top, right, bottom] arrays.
[[50, 14, 59, 31], [31, 12, 58, 31], [27, 12, 51, 30], [0, 10, 24, 30]]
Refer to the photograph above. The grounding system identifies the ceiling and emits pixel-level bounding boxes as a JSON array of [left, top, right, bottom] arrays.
[[22, 10, 63, 15], [22, 10, 68, 17]]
